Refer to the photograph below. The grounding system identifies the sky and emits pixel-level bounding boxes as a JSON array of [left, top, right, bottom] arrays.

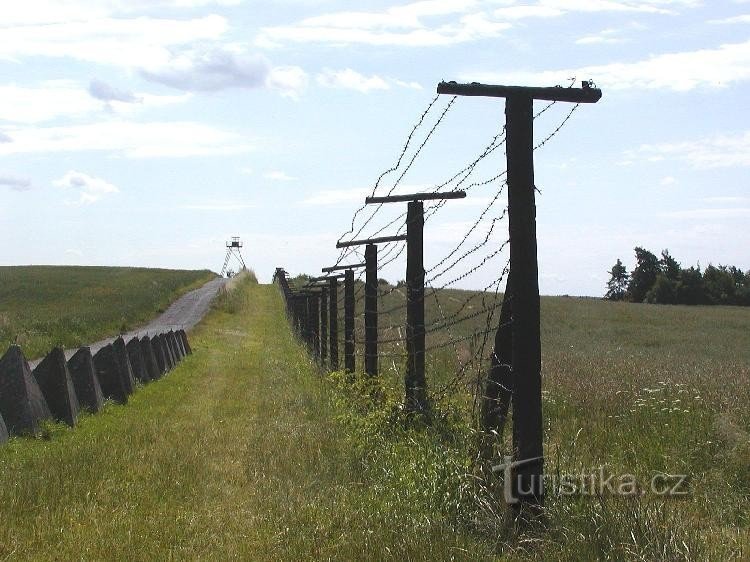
[[1, 0, 748, 296]]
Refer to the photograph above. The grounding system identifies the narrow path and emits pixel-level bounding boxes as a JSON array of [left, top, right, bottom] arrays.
[[29, 276, 228, 366]]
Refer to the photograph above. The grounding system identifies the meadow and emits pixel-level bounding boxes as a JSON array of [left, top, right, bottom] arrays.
[[296, 277, 750, 560], [0, 265, 215, 358], [0, 274, 747, 559]]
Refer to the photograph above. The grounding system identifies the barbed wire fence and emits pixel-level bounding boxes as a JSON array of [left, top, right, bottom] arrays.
[[273, 78, 602, 508]]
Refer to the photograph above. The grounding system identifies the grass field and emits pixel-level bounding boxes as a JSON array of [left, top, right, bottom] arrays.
[[0, 265, 215, 358], [1, 276, 748, 559], [294, 277, 750, 560]]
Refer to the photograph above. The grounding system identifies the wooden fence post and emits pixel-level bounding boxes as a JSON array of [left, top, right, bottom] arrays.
[[344, 268, 355, 373], [320, 287, 328, 366], [310, 293, 320, 360], [405, 200, 427, 413], [506, 94, 543, 506], [364, 244, 378, 377], [329, 278, 339, 370]]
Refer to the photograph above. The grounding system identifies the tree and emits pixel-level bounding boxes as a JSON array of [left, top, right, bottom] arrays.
[[605, 259, 629, 300], [627, 247, 660, 303], [646, 274, 677, 304], [659, 249, 681, 281], [675, 265, 705, 305]]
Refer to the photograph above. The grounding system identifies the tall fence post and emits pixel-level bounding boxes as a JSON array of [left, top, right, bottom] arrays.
[[344, 268, 355, 373], [405, 200, 426, 413], [329, 278, 339, 371], [364, 244, 378, 377], [310, 293, 320, 360], [320, 287, 328, 367], [506, 93, 543, 506]]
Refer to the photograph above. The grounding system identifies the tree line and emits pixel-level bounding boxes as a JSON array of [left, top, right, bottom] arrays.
[[606, 247, 750, 306]]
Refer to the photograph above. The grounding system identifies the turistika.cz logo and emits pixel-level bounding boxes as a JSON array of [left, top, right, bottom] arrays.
[[493, 456, 689, 504]]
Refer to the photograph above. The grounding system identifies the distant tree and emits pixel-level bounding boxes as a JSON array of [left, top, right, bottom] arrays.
[[627, 247, 660, 303], [646, 274, 677, 304], [703, 265, 736, 305], [659, 249, 681, 281], [675, 265, 705, 305], [605, 259, 629, 300]]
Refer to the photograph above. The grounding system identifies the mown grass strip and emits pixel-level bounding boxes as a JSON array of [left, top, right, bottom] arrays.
[[0, 279, 493, 561]]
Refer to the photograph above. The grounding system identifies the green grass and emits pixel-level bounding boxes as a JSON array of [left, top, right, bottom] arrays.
[[1, 275, 748, 559], [290, 278, 750, 559], [0, 265, 215, 358], [0, 275, 493, 560]]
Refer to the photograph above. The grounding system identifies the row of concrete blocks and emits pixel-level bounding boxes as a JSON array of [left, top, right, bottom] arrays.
[[0, 329, 192, 443]]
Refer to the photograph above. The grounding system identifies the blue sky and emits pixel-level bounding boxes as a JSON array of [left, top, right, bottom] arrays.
[[1, 0, 748, 295]]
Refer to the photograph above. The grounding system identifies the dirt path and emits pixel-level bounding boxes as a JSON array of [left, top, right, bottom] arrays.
[[29, 276, 228, 366]]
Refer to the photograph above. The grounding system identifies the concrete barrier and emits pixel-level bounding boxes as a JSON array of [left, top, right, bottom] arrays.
[[140, 336, 161, 380], [126, 337, 150, 384], [172, 329, 186, 358], [160, 334, 175, 370], [151, 335, 169, 375], [0, 414, 7, 444], [113, 337, 136, 395], [0, 345, 52, 435], [178, 329, 192, 355], [93, 344, 130, 404], [168, 331, 183, 362], [32, 347, 79, 427], [67, 347, 105, 413]]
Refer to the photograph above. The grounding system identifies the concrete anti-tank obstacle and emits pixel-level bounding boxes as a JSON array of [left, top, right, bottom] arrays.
[[0, 345, 53, 435], [126, 337, 150, 384], [165, 332, 180, 364], [93, 344, 130, 404], [172, 329, 186, 358], [0, 414, 8, 444], [140, 336, 161, 380], [112, 337, 136, 395], [178, 330, 192, 355], [150, 335, 169, 375], [32, 347, 79, 427], [160, 334, 176, 370], [168, 330, 184, 361], [67, 347, 104, 413]]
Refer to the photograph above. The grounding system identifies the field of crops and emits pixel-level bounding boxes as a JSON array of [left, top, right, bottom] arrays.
[[0, 266, 215, 358]]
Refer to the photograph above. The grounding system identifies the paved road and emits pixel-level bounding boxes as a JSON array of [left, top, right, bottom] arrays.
[[29, 276, 228, 367]]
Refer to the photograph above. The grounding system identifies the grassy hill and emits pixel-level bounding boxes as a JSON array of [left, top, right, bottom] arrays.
[[0, 265, 215, 358]]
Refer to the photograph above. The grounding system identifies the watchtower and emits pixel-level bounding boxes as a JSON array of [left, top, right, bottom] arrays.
[[220, 236, 247, 277]]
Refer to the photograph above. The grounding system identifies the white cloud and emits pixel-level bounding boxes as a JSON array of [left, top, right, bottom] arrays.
[[256, 0, 697, 48], [0, 174, 32, 191], [181, 202, 256, 211], [635, 131, 750, 169], [141, 47, 269, 91], [0, 81, 189, 123], [467, 39, 750, 91], [264, 170, 296, 181], [659, 175, 677, 185], [0, 131, 12, 143], [316, 68, 423, 93], [266, 65, 309, 98], [256, 2, 511, 48], [0, 15, 228, 68], [317, 68, 390, 93], [88, 79, 140, 103], [140, 47, 308, 98], [709, 14, 750, 24], [575, 28, 625, 44], [53, 170, 119, 204], [300, 188, 370, 206], [0, 121, 254, 158], [660, 208, 750, 219]]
